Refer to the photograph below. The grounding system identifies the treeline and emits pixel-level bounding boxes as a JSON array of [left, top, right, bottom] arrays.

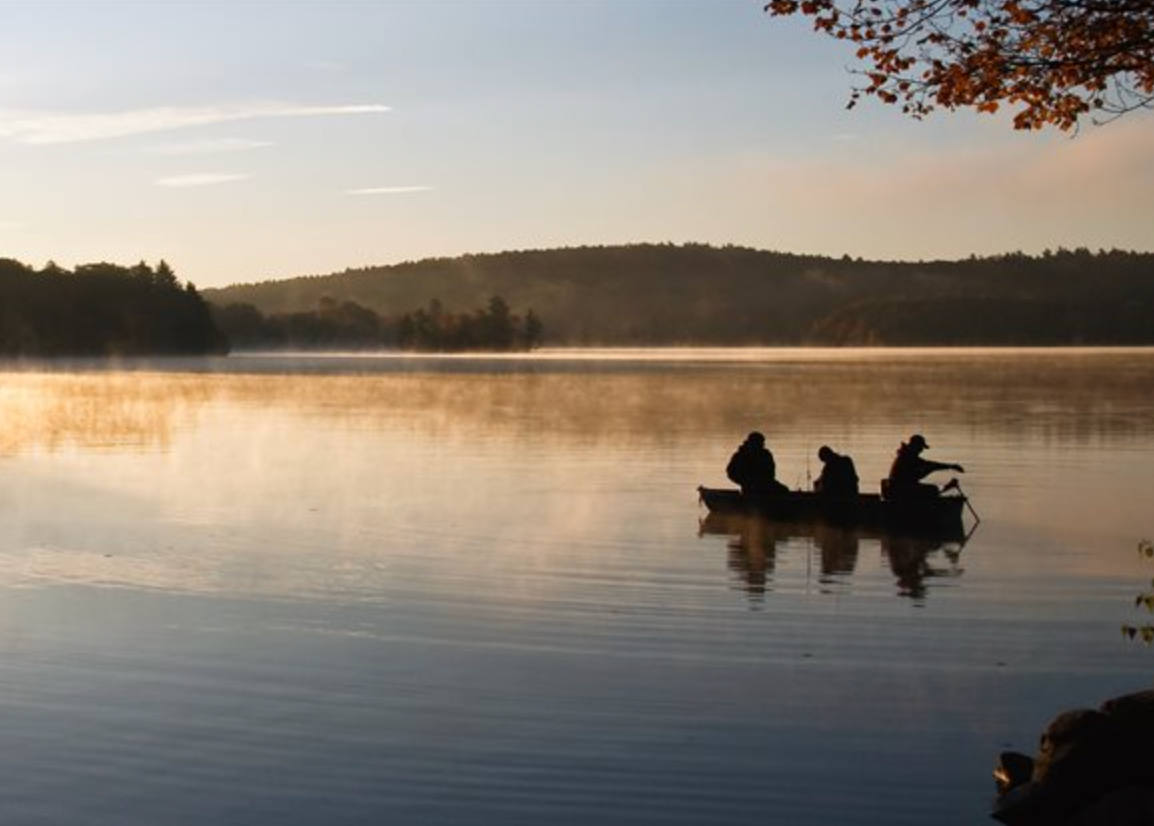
[[0, 258, 226, 356], [812, 295, 1154, 346], [397, 297, 543, 351], [211, 295, 544, 352], [204, 244, 1154, 346]]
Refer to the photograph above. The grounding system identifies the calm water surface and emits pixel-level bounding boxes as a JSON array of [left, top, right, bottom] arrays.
[[0, 349, 1151, 825]]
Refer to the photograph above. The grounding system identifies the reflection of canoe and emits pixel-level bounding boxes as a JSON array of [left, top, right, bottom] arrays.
[[698, 508, 966, 601], [697, 485, 968, 536], [699, 510, 956, 544]]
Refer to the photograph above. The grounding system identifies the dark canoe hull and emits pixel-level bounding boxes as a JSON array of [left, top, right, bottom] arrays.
[[697, 486, 967, 536]]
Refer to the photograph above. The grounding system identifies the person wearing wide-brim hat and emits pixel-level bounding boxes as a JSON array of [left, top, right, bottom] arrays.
[[884, 434, 964, 500]]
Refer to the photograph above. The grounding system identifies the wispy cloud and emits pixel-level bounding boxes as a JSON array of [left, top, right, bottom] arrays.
[[155, 173, 250, 188], [0, 102, 389, 145], [346, 185, 434, 195], [149, 138, 274, 156]]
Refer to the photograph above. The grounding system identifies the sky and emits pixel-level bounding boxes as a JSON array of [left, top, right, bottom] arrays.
[[1, 0, 1152, 289]]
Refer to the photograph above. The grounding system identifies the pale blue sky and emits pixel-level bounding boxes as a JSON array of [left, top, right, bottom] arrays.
[[1, 0, 1151, 287]]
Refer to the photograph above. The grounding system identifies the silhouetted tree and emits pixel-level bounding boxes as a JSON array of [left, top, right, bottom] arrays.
[[154, 259, 179, 289], [524, 309, 545, 349], [394, 296, 544, 352], [478, 295, 515, 349], [0, 258, 227, 356]]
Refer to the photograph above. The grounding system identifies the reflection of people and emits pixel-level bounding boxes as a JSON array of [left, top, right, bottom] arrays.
[[726, 516, 783, 597], [885, 434, 964, 499], [881, 533, 964, 602], [814, 445, 859, 497], [726, 431, 788, 497], [813, 523, 860, 580], [699, 512, 963, 604]]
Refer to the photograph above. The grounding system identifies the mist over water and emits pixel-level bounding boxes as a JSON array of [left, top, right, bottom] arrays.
[[0, 349, 1150, 825]]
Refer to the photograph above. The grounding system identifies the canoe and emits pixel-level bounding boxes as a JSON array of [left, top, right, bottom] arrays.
[[697, 485, 968, 535]]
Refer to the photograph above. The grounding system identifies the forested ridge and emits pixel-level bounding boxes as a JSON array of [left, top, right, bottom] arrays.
[[0, 258, 226, 356], [205, 244, 1154, 346], [4, 246, 1151, 355]]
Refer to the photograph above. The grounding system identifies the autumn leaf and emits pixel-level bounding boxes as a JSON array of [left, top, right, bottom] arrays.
[[764, 0, 1154, 130]]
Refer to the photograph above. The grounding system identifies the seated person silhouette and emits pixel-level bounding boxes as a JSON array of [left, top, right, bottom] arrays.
[[884, 434, 964, 500], [814, 445, 859, 497], [727, 431, 789, 497]]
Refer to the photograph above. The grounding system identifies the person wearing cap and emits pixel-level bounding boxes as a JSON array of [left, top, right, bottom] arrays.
[[814, 445, 860, 497], [885, 434, 964, 500], [726, 431, 788, 497]]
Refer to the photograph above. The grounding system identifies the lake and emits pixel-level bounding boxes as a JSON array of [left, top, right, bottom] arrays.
[[0, 349, 1151, 825]]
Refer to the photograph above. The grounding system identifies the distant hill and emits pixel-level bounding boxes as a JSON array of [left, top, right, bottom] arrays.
[[203, 244, 1154, 346]]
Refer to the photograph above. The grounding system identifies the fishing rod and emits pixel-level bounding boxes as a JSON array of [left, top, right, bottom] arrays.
[[952, 479, 981, 524]]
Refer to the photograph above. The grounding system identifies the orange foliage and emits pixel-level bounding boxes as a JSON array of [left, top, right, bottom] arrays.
[[765, 0, 1154, 130]]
